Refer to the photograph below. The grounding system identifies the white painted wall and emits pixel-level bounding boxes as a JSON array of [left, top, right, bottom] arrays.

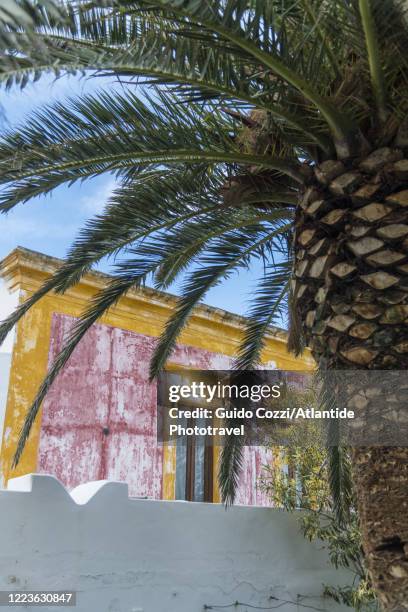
[[0, 280, 17, 355], [0, 353, 11, 449], [0, 280, 17, 449], [0, 474, 351, 612]]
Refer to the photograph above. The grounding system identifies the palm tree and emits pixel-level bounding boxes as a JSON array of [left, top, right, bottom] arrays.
[[0, 1, 407, 607]]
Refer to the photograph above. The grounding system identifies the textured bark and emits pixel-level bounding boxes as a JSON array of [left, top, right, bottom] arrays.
[[293, 146, 408, 611], [352, 447, 408, 611]]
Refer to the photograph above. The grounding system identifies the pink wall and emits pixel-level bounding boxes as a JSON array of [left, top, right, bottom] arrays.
[[38, 313, 273, 505]]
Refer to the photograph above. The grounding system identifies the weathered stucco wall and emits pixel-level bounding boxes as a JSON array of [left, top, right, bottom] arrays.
[[40, 313, 274, 504], [41, 313, 228, 498], [0, 474, 350, 612]]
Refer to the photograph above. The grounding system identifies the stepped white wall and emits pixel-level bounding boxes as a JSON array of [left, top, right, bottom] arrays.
[[0, 474, 350, 612]]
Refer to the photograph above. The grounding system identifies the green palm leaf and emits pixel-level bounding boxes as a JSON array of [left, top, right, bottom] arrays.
[[319, 370, 354, 524], [218, 433, 245, 506], [0, 166, 220, 343], [234, 261, 292, 370], [0, 89, 304, 210], [149, 223, 291, 379]]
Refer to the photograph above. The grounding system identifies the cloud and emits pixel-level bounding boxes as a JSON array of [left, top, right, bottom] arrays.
[[2, 215, 76, 239], [79, 178, 117, 215]]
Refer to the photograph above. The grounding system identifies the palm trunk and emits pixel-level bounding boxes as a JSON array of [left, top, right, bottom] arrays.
[[293, 147, 408, 611]]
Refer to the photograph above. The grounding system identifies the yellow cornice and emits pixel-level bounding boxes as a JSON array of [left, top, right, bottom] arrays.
[[0, 246, 293, 347]]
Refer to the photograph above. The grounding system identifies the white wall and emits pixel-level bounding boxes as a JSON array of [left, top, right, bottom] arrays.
[[0, 474, 351, 612], [0, 353, 11, 447], [0, 279, 17, 448], [0, 279, 17, 355]]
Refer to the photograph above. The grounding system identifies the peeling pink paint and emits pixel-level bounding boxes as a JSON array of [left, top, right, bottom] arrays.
[[38, 313, 273, 505]]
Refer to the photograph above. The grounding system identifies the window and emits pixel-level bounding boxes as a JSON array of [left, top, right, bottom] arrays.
[[175, 414, 213, 502], [159, 370, 214, 502]]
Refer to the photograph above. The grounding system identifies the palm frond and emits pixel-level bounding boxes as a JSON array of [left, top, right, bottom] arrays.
[[0, 2, 333, 153], [149, 222, 291, 379], [234, 261, 292, 370], [218, 433, 244, 506], [0, 88, 304, 211], [118, 0, 357, 146], [0, 0, 72, 88], [328, 445, 353, 526], [319, 369, 353, 524], [0, 166, 216, 343], [358, 0, 387, 122], [53, 166, 222, 291], [0, 0, 64, 29], [153, 206, 292, 287]]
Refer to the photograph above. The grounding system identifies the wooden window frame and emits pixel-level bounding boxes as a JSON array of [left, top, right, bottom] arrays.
[[184, 417, 213, 503]]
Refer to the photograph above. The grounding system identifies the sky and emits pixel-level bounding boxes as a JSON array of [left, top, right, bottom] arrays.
[[0, 73, 269, 352]]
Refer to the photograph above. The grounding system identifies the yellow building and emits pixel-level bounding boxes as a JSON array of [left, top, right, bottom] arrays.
[[0, 247, 314, 504]]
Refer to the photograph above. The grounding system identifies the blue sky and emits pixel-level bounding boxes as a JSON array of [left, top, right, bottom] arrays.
[[0, 74, 267, 319]]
